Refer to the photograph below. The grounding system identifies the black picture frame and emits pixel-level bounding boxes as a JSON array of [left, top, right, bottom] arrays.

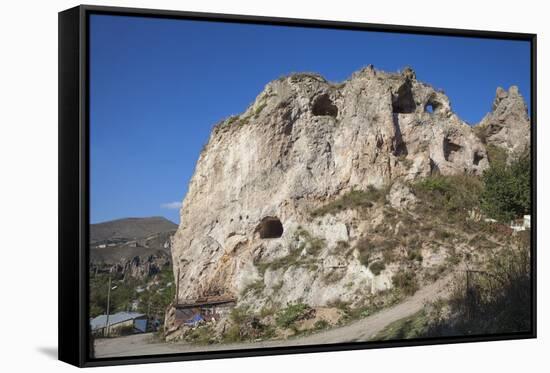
[[58, 4, 537, 368]]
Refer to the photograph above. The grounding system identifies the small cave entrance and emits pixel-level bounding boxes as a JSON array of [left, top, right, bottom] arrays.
[[473, 151, 484, 166], [429, 158, 440, 175], [311, 94, 338, 117], [256, 217, 284, 239], [425, 96, 442, 114], [443, 138, 463, 162], [392, 113, 408, 156], [392, 82, 416, 114]]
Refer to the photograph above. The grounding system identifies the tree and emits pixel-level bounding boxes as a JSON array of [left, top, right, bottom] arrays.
[[481, 150, 530, 222]]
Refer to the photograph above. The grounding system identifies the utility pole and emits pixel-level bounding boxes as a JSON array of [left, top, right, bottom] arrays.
[[465, 269, 470, 321], [105, 275, 112, 337], [175, 268, 180, 305]]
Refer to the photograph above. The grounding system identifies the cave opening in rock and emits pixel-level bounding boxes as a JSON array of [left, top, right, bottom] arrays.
[[425, 97, 441, 114], [443, 138, 463, 162], [256, 217, 284, 239], [311, 94, 338, 117], [473, 151, 484, 166], [392, 82, 416, 114]]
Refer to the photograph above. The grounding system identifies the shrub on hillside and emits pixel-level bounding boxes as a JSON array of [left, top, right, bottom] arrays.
[[430, 245, 530, 336], [275, 303, 311, 329], [412, 175, 483, 217], [392, 269, 418, 295], [311, 187, 386, 217], [369, 261, 386, 276], [480, 151, 530, 222]]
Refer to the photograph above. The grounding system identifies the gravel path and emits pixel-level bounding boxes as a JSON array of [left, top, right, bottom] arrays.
[[95, 274, 453, 358]]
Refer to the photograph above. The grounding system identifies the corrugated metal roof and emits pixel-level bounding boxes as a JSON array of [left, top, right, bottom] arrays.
[[90, 311, 145, 331]]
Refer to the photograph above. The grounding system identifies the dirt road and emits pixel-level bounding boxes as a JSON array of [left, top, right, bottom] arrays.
[[95, 275, 453, 358]]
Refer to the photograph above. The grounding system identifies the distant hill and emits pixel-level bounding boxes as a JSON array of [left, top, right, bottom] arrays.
[[89, 218, 179, 316], [90, 230, 175, 265], [90, 216, 177, 244], [90, 217, 178, 270]]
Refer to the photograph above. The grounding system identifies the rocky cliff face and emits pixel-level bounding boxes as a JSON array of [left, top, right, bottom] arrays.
[[170, 66, 529, 311], [475, 86, 530, 159]]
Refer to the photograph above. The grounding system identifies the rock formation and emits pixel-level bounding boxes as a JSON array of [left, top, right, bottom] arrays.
[[90, 218, 176, 280], [169, 66, 529, 313], [475, 86, 531, 159]]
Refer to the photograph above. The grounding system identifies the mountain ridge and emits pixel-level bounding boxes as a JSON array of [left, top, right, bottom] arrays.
[[90, 216, 177, 245]]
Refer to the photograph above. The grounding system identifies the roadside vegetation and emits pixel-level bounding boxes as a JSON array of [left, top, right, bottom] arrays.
[[373, 244, 531, 340], [89, 268, 175, 322]]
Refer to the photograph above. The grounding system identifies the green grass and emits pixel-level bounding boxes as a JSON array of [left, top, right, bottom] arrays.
[[296, 227, 326, 256], [485, 144, 508, 165], [329, 290, 404, 324], [406, 248, 423, 262], [186, 325, 217, 345], [369, 261, 386, 275], [311, 187, 386, 217], [355, 237, 399, 268], [226, 115, 240, 125], [275, 303, 310, 329], [412, 175, 483, 220], [222, 306, 275, 343], [372, 310, 431, 340], [254, 102, 267, 118], [314, 320, 330, 330], [256, 228, 325, 274], [392, 269, 419, 296], [395, 245, 532, 339], [241, 280, 266, 297], [355, 237, 375, 267]]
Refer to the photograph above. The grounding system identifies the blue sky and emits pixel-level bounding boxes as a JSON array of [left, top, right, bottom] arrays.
[[89, 14, 531, 224]]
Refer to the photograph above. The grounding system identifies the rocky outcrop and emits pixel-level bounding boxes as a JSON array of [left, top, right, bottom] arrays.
[[386, 182, 417, 211], [107, 254, 171, 280], [170, 66, 527, 312], [475, 86, 531, 159], [91, 228, 175, 280]]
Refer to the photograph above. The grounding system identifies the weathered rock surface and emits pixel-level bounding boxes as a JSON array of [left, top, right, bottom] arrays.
[[475, 86, 531, 159], [170, 66, 528, 313], [386, 182, 417, 211]]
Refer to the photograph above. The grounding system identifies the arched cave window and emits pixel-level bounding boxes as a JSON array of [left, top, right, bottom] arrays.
[[312, 94, 338, 117], [473, 151, 484, 166], [425, 97, 441, 114], [256, 217, 284, 239], [392, 82, 416, 114], [443, 138, 462, 162]]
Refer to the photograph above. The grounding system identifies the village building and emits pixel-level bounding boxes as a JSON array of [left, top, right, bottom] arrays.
[[510, 214, 531, 232], [169, 296, 236, 329], [90, 311, 148, 337]]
